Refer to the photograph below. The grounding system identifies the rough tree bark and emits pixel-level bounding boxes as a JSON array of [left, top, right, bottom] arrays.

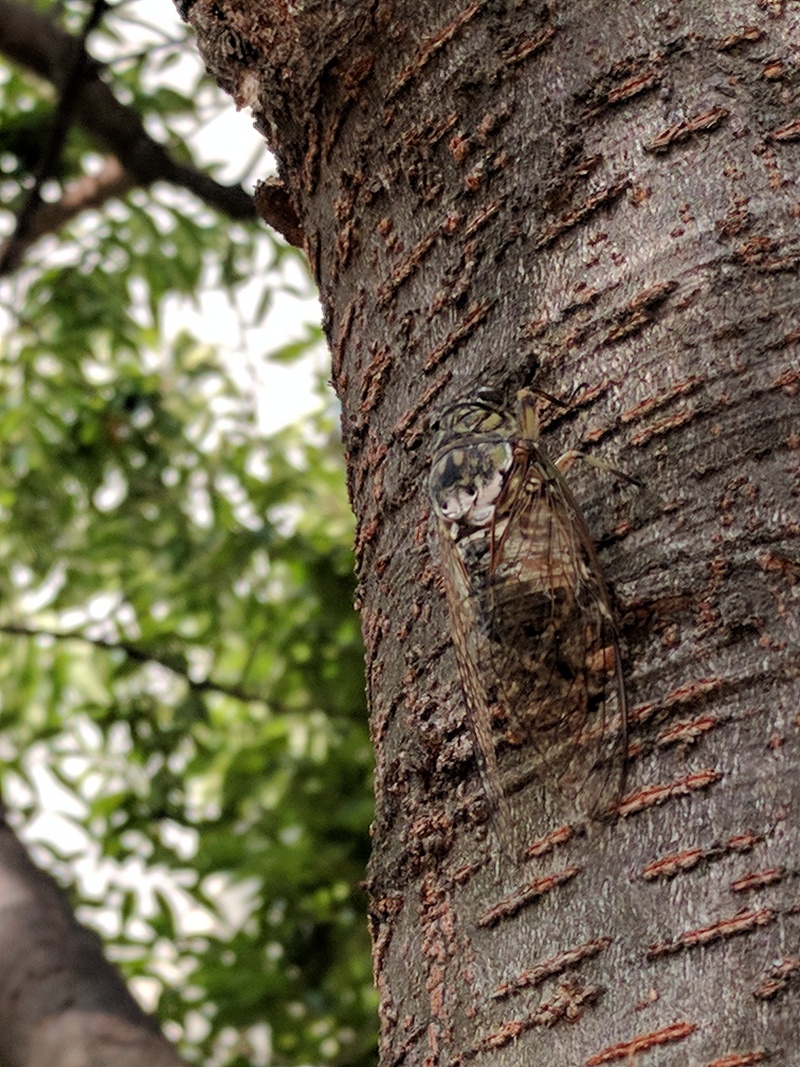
[[183, 0, 800, 1063]]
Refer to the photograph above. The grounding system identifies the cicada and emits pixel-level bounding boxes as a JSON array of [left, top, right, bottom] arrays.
[[428, 386, 627, 843]]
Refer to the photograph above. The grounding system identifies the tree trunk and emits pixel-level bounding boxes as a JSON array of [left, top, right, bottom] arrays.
[[186, 0, 800, 1062], [0, 817, 188, 1067]]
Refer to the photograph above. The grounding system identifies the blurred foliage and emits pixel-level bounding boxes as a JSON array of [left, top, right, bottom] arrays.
[[0, 2, 375, 1066]]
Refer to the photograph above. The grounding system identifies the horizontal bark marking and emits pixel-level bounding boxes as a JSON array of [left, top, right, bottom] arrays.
[[476, 865, 580, 928], [330, 298, 357, 391], [535, 178, 630, 250], [730, 867, 785, 893], [392, 370, 452, 445], [492, 936, 612, 1001], [641, 830, 761, 881], [645, 907, 775, 960], [767, 117, 800, 142], [586, 1021, 698, 1065], [377, 230, 439, 306], [753, 956, 800, 1000], [422, 300, 494, 374], [360, 346, 393, 416], [499, 24, 556, 68], [627, 682, 724, 736], [619, 374, 707, 425], [644, 106, 730, 154], [473, 981, 603, 1055], [615, 768, 722, 817], [388, 0, 482, 101], [716, 27, 763, 52], [522, 821, 577, 860], [463, 198, 504, 238], [697, 1054, 766, 1067], [628, 405, 696, 447], [772, 365, 800, 391], [656, 713, 722, 748], [584, 67, 663, 121], [603, 279, 680, 343]]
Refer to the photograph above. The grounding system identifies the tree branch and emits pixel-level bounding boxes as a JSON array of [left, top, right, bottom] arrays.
[[0, 156, 136, 273], [0, 0, 109, 275], [0, 0, 304, 267], [0, 623, 266, 705]]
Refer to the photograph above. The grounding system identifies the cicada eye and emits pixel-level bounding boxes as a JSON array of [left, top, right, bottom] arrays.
[[474, 385, 506, 407]]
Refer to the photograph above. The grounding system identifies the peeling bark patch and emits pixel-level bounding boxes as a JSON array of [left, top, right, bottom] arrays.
[[535, 179, 629, 250], [628, 406, 696, 447], [472, 981, 602, 1055], [645, 908, 775, 960], [753, 956, 800, 999], [523, 822, 577, 859], [644, 107, 729, 154], [492, 937, 612, 1001], [476, 866, 580, 928], [767, 118, 800, 143], [615, 769, 722, 817], [422, 300, 494, 373], [586, 1021, 698, 1065], [642, 830, 761, 881], [604, 280, 679, 343], [731, 867, 785, 893], [620, 375, 706, 425], [697, 1055, 766, 1067], [656, 713, 721, 748], [716, 27, 763, 51], [388, 0, 482, 101]]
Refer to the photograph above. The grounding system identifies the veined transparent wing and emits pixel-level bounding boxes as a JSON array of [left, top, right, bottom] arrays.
[[486, 390, 627, 813], [429, 387, 626, 840]]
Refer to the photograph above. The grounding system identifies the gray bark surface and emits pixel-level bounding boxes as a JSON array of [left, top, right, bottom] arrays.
[[185, 1, 800, 1064]]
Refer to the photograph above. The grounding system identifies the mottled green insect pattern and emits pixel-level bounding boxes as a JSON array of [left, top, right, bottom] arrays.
[[429, 387, 627, 843]]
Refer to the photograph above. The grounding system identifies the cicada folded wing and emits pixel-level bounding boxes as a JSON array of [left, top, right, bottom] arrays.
[[487, 399, 627, 814], [429, 388, 627, 838]]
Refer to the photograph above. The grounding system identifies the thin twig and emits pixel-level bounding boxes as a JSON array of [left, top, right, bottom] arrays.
[[0, 622, 267, 705]]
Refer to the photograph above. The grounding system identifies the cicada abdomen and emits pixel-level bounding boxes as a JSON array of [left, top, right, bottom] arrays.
[[429, 387, 627, 847]]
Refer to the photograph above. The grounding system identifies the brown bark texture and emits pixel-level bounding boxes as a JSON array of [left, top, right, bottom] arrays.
[[0, 818, 188, 1067], [185, 0, 800, 1064]]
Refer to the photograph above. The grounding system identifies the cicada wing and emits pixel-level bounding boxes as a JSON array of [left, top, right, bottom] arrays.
[[486, 448, 627, 818], [431, 514, 513, 839]]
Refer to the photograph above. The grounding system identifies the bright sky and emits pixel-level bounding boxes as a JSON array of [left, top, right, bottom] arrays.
[[126, 0, 326, 434], [52, 0, 324, 433]]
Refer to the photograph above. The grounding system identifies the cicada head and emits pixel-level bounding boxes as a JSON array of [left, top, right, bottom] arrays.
[[429, 390, 516, 528]]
